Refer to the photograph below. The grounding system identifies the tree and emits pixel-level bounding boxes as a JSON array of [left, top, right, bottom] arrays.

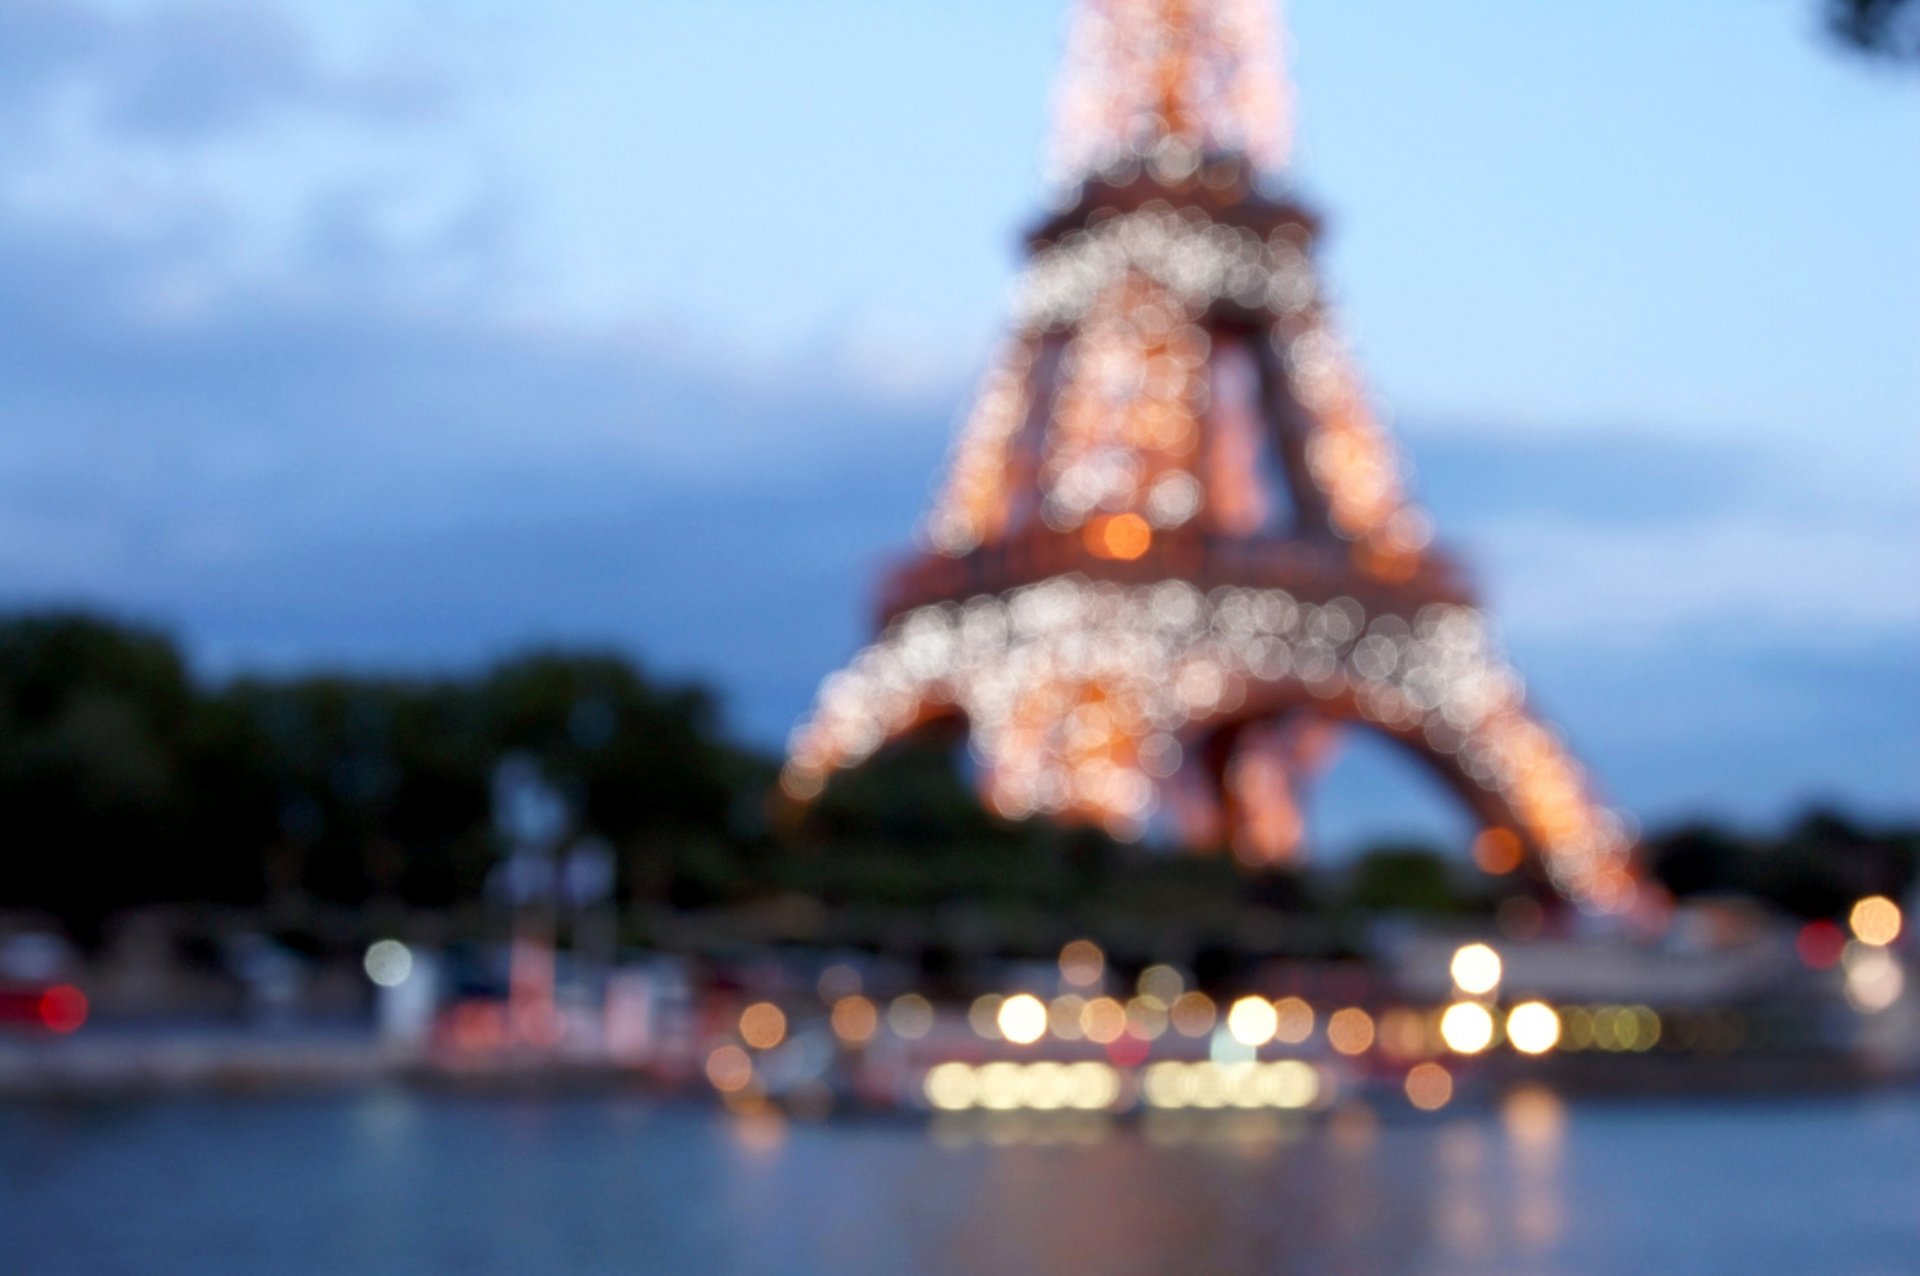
[[1826, 0, 1920, 60]]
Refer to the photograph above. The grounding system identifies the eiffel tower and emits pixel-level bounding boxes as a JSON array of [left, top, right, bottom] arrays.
[[784, 0, 1637, 912]]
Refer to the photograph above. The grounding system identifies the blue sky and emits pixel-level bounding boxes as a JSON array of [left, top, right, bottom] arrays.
[[1, 0, 1915, 850]]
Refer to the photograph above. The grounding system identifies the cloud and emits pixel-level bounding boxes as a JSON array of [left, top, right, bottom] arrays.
[[0, 0, 443, 143], [1471, 508, 1920, 649]]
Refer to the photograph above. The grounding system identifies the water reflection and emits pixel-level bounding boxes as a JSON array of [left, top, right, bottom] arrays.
[[6, 1090, 1918, 1275]]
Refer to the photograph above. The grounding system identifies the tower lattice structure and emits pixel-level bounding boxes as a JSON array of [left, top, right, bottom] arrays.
[[783, 0, 1637, 911]]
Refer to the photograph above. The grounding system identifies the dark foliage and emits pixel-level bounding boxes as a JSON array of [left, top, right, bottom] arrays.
[[1827, 0, 1920, 60], [3, 613, 1912, 939]]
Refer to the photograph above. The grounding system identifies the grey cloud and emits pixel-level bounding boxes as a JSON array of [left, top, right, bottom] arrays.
[[1, 0, 447, 144]]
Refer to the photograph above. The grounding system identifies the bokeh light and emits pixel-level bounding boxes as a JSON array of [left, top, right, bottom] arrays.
[[1081, 996, 1127, 1044], [1050, 995, 1089, 1040], [1272, 996, 1314, 1044], [1404, 1062, 1453, 1111], [831, 995, 879, 1044], [1849, 896, 1902, 948], [1059, 939, 1106, 987], [1449, 943, 1502, 996], [888, 994, 935, 1040], [705, 1045, 753, 1094], [1170, 991, 1216, 1037], [363, 939, 413, 988], [1472, 828, 1523, 875], [998, 993, 1049, 1045], [1226, 995, 1278, 1046], [1844, 945, 1905, 1013], [1506, 1001, 1561, 1055], [739, 1002, 787, 1050], [1326, 1007, 1374, 1056], [1440, 1002, 1495, 1054]]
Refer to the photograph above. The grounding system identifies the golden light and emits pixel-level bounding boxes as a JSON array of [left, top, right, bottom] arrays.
[[924, 1062, 977, 1111], [1471, 828, 1523, 875], [1439, 1002, 1495, 1055], [1226, 995, 1279, 1046], [977, 1062, 1024, 1111], [1059, 939, 1106, 987], [1272, 996, 1314, 1044], [1849, 896, 1903, 948], [1449, 943, 1503, 996], [997, 993, 1049, 1045], [1024, 1060, 1068, 1109], [831, 995, 879, 1044], [1065, 1060, 1120, 1110], [1170, 991, 1216, 1037], [1326, 1007, 1374, 1056], [887, 993, 934, 1040], [1085, 511, 1153, 560], [1404, 1062, 1453, 1111], [705, 1045, 753, 1094], [1081, 996, 1127, 1044], [1266, 1060, 1319, 1109], [738, 1002, 787, 1050], [1505, 1001, 1561, 1055]]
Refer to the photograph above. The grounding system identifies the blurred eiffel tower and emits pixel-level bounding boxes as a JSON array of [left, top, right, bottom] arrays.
[[785, 0, 1637, 911]]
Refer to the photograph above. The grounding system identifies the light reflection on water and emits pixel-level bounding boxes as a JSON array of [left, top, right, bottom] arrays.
[[3, 1088, 1917, 1275]]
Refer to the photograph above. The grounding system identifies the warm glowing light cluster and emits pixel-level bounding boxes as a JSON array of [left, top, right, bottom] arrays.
[[792, 0, 1636, 912], [1142, 1060, 1320, 1110], [930, 207, 1417, 558], [924, 1060, 1122, 1112], [1048, 0, 1290, 186], [784, 578, 1633, 903]]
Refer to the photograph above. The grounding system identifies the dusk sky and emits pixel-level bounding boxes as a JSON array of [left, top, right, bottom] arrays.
[[3, 0, 1915, 851]]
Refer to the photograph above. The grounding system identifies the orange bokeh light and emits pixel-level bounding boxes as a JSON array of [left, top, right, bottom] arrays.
[[1085, 512, 1152, 560], [1472, 828, 1523, 876]]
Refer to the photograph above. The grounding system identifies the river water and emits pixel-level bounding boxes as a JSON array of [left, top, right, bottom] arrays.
[[4, 1088, 1917, 1275]]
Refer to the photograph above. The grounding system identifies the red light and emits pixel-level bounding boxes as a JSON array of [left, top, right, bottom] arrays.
[[38, 984, 88, 1034], [1796, 921, 1845, 970], [1106, 1033, 1150, 1067]]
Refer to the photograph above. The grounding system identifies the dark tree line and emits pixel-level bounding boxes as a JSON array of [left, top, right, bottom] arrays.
[[0, 614, 759, 932], [0, 613, 1912, 943], [1827, 0, 1920, 60]]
